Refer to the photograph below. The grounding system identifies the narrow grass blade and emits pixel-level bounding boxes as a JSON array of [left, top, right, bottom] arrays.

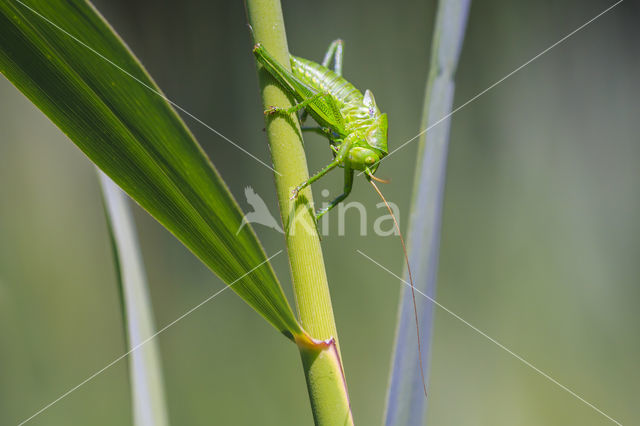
[[99, 171, 169, 426], [384, 1, 471, 424], [0, 1, 302, 338]]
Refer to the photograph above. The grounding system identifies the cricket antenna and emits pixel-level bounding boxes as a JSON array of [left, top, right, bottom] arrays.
[[368, 173, 390, 184], [367, 174, 428, 400]]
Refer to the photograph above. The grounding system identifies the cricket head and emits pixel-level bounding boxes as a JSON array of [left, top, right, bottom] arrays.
[[348, 90, 388, 175], [348, 146, 382, 174]]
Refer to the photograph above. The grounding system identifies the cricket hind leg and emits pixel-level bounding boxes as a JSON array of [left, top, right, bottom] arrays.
[[300, 39, 345, 123], [322, 39, 344, 75]]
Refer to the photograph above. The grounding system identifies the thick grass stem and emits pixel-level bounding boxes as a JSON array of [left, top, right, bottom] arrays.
[[245, 1, 353, 424]]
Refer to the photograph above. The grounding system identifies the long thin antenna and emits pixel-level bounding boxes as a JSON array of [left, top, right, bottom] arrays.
[[367, 177, 428, 399], [368, 173, 390, 184]]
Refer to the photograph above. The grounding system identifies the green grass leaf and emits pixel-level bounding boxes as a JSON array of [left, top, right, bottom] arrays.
[[0, 0, 301, 338], [384, 0, 471, 424], [99, 171, 169, 426]]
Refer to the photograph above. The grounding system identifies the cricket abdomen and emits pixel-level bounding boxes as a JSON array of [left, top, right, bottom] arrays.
[[290, 55, 363, 106]]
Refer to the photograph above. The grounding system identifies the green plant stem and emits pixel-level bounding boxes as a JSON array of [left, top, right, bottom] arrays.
[[244, 1, 353, 425]]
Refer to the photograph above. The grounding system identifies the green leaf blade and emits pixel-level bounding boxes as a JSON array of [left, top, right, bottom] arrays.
[[384, 0, 471, 424], [0, 0, 301, 337]]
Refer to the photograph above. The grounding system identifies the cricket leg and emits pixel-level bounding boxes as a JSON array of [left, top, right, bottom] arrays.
[[290, 135, 353, 199], [253, 44, 346, 134], [321, 39, 344, 76], [264, 91, 331, 115], [316, 166, 353, 219], [299, 39, 344, 123], [301, 126, 332, 137]]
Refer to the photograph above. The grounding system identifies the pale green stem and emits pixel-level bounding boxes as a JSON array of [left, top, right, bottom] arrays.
[[244, 1, 353, 425]]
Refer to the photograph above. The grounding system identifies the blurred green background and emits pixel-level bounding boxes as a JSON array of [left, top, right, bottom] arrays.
[[1, 0, 638, 424]]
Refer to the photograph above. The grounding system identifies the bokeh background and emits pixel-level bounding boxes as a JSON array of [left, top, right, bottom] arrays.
[[1, 0, 638, 425]]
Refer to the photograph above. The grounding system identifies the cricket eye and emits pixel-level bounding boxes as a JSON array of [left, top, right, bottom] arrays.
[[365, 156, 376, 165]]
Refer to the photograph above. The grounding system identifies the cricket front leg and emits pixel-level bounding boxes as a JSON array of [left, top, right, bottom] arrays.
[[290, 159, 339, 201], [315, 167, 353, 219], [290, 135, 353, 200], [301, 126, 333, 138], [264, 91, 329, 116]]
